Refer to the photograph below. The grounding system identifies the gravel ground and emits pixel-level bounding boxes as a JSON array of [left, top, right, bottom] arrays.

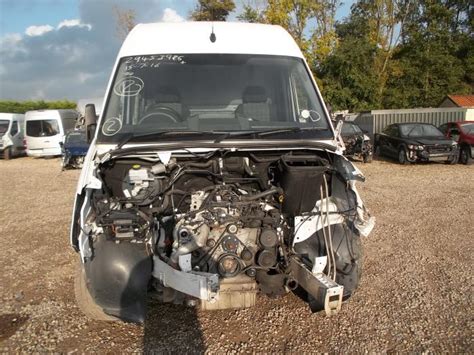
[[0, 156, 472, 352]]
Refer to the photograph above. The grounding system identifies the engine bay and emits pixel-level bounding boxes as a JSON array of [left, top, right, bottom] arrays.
[[75, 148, 374, 318]]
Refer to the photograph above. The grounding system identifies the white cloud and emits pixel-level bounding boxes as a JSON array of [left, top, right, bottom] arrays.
[[0, 0, 191, 100], [77, 72, 94, 83], [161, 8, 184, 23], [57, 19, 92, 30], [25, 25, 54, 37], [1, 33, 22, 44]]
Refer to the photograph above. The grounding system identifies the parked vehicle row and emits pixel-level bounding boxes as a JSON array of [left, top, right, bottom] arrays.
[[373, 122, 471, 165], [1, 109, 91, 167]]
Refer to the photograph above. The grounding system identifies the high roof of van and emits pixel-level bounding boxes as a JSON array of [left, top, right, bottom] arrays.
[[25, 109, 78, 120], [119, 22, 303, 59], [0, 113, 24, 121]]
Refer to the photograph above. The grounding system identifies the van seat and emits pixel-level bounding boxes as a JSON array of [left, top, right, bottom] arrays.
[[236, 86, 271, 122]]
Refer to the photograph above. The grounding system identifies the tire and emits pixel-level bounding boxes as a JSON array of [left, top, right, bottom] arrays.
[[3, 147, 12, 160], [373, 145, 381, 159], [74, 257, 118, 321], [398, 147, 409, 165], [446, 154, 458, 165], [459, 146, 472, 165], [363, 153, 373, 163]]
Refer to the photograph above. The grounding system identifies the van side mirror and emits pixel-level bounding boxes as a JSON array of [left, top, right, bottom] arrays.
[[85, 104, 97, 144]]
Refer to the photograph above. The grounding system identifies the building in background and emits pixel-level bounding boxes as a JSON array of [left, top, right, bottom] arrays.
[[439, 95, 474, 109]]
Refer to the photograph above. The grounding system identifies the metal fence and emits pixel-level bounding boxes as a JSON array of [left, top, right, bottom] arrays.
[[354, 108, 470, 138]]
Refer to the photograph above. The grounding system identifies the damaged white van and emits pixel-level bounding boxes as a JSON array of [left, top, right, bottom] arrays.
[[0, 113, 25, 159], [71, 22, 374, 322]]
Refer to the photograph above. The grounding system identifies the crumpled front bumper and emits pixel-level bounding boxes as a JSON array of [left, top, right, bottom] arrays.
[[408, 147, 458, 162]]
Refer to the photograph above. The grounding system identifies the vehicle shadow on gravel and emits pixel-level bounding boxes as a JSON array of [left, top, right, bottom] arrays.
[[142, 299, 205, 353]]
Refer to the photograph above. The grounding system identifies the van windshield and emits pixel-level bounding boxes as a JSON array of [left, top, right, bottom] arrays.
[[26, 120, 60, 137], [99, 54, 331, 143], [0, 120, 9, 134]]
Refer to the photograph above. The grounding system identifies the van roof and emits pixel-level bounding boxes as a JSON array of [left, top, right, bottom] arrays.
[[25, 109, 77, 120], [0, 113, 24, 120], [119, 22, 303, 59]]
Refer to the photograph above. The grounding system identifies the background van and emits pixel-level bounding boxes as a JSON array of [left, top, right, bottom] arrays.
[[25, 109, 78, 157], [0, 113, 25, 159]]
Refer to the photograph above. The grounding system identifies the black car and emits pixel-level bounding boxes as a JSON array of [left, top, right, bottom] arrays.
[[374, 123, 458, 164], [340, 121, 373, 163]]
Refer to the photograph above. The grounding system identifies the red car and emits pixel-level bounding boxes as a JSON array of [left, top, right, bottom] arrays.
[[439, 121, 474, 164]]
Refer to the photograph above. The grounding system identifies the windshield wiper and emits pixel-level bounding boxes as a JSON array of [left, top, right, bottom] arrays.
[[213, 127, 327, 143], [116, 126, 328, 148], [116, 130, 222, 149]]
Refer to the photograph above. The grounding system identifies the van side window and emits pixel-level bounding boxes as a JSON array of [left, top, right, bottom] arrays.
[[10, 121, 19, 136], [389, 125, 399, 137], [382, 125, 392, 135]]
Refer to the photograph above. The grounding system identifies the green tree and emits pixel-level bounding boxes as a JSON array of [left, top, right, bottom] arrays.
[[310, 0, 340, 67], [237, 1, 341, 70], [237, 4, 264, 23], [0, 100, 76, 114], [318, 18, 379, 111], [264, 0, 319, 61], [190, 0, 236, 21], [113, 6, 136, 41], [384, 0, 472, 108]]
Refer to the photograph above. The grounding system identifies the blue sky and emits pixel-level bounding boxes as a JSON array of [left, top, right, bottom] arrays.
[[0, 0, 354, 101]]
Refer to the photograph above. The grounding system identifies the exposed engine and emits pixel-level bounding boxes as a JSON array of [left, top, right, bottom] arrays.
[[78, 149, 374, 316]]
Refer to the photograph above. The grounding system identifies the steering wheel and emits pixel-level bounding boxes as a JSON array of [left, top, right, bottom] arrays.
[[139, 106, 182, 126]]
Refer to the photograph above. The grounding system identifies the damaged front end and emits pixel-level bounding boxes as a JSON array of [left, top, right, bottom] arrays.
[[71, 146, 374, 322]]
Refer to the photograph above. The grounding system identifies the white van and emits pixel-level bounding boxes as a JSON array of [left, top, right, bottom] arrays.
[[0, 113, 25, 159], [25, 109, 78, 157], [71, 22, 375, 323]]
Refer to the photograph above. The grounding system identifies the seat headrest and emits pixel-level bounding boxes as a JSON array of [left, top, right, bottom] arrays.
[[155, 86, 181, 103], [243, 86, 267, 103]]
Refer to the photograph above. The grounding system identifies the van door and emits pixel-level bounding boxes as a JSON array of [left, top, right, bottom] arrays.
[[26, 119, 62, 155], [9, 120, 24, 154]]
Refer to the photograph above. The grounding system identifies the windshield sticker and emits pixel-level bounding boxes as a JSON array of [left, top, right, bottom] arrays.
[[113, 76, 144, 97], [102, 117, 123, 136], [308, 110, 321, 122], [300, 109, 321, 123], [124, 55, 186, 71]]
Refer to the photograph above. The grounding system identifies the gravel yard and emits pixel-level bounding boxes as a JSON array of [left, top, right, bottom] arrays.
[[0, 157, 472, 352]]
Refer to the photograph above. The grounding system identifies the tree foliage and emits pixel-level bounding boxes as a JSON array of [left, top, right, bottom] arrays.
[[0, 100, 76, 114], [113, 6, 136, 41], [261, 0, 340, 68], [238, 0, 473, 110], [190, 0, 236, 21]]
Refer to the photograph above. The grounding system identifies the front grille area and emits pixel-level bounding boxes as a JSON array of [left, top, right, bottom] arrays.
[[426, 145, 451, 154]]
